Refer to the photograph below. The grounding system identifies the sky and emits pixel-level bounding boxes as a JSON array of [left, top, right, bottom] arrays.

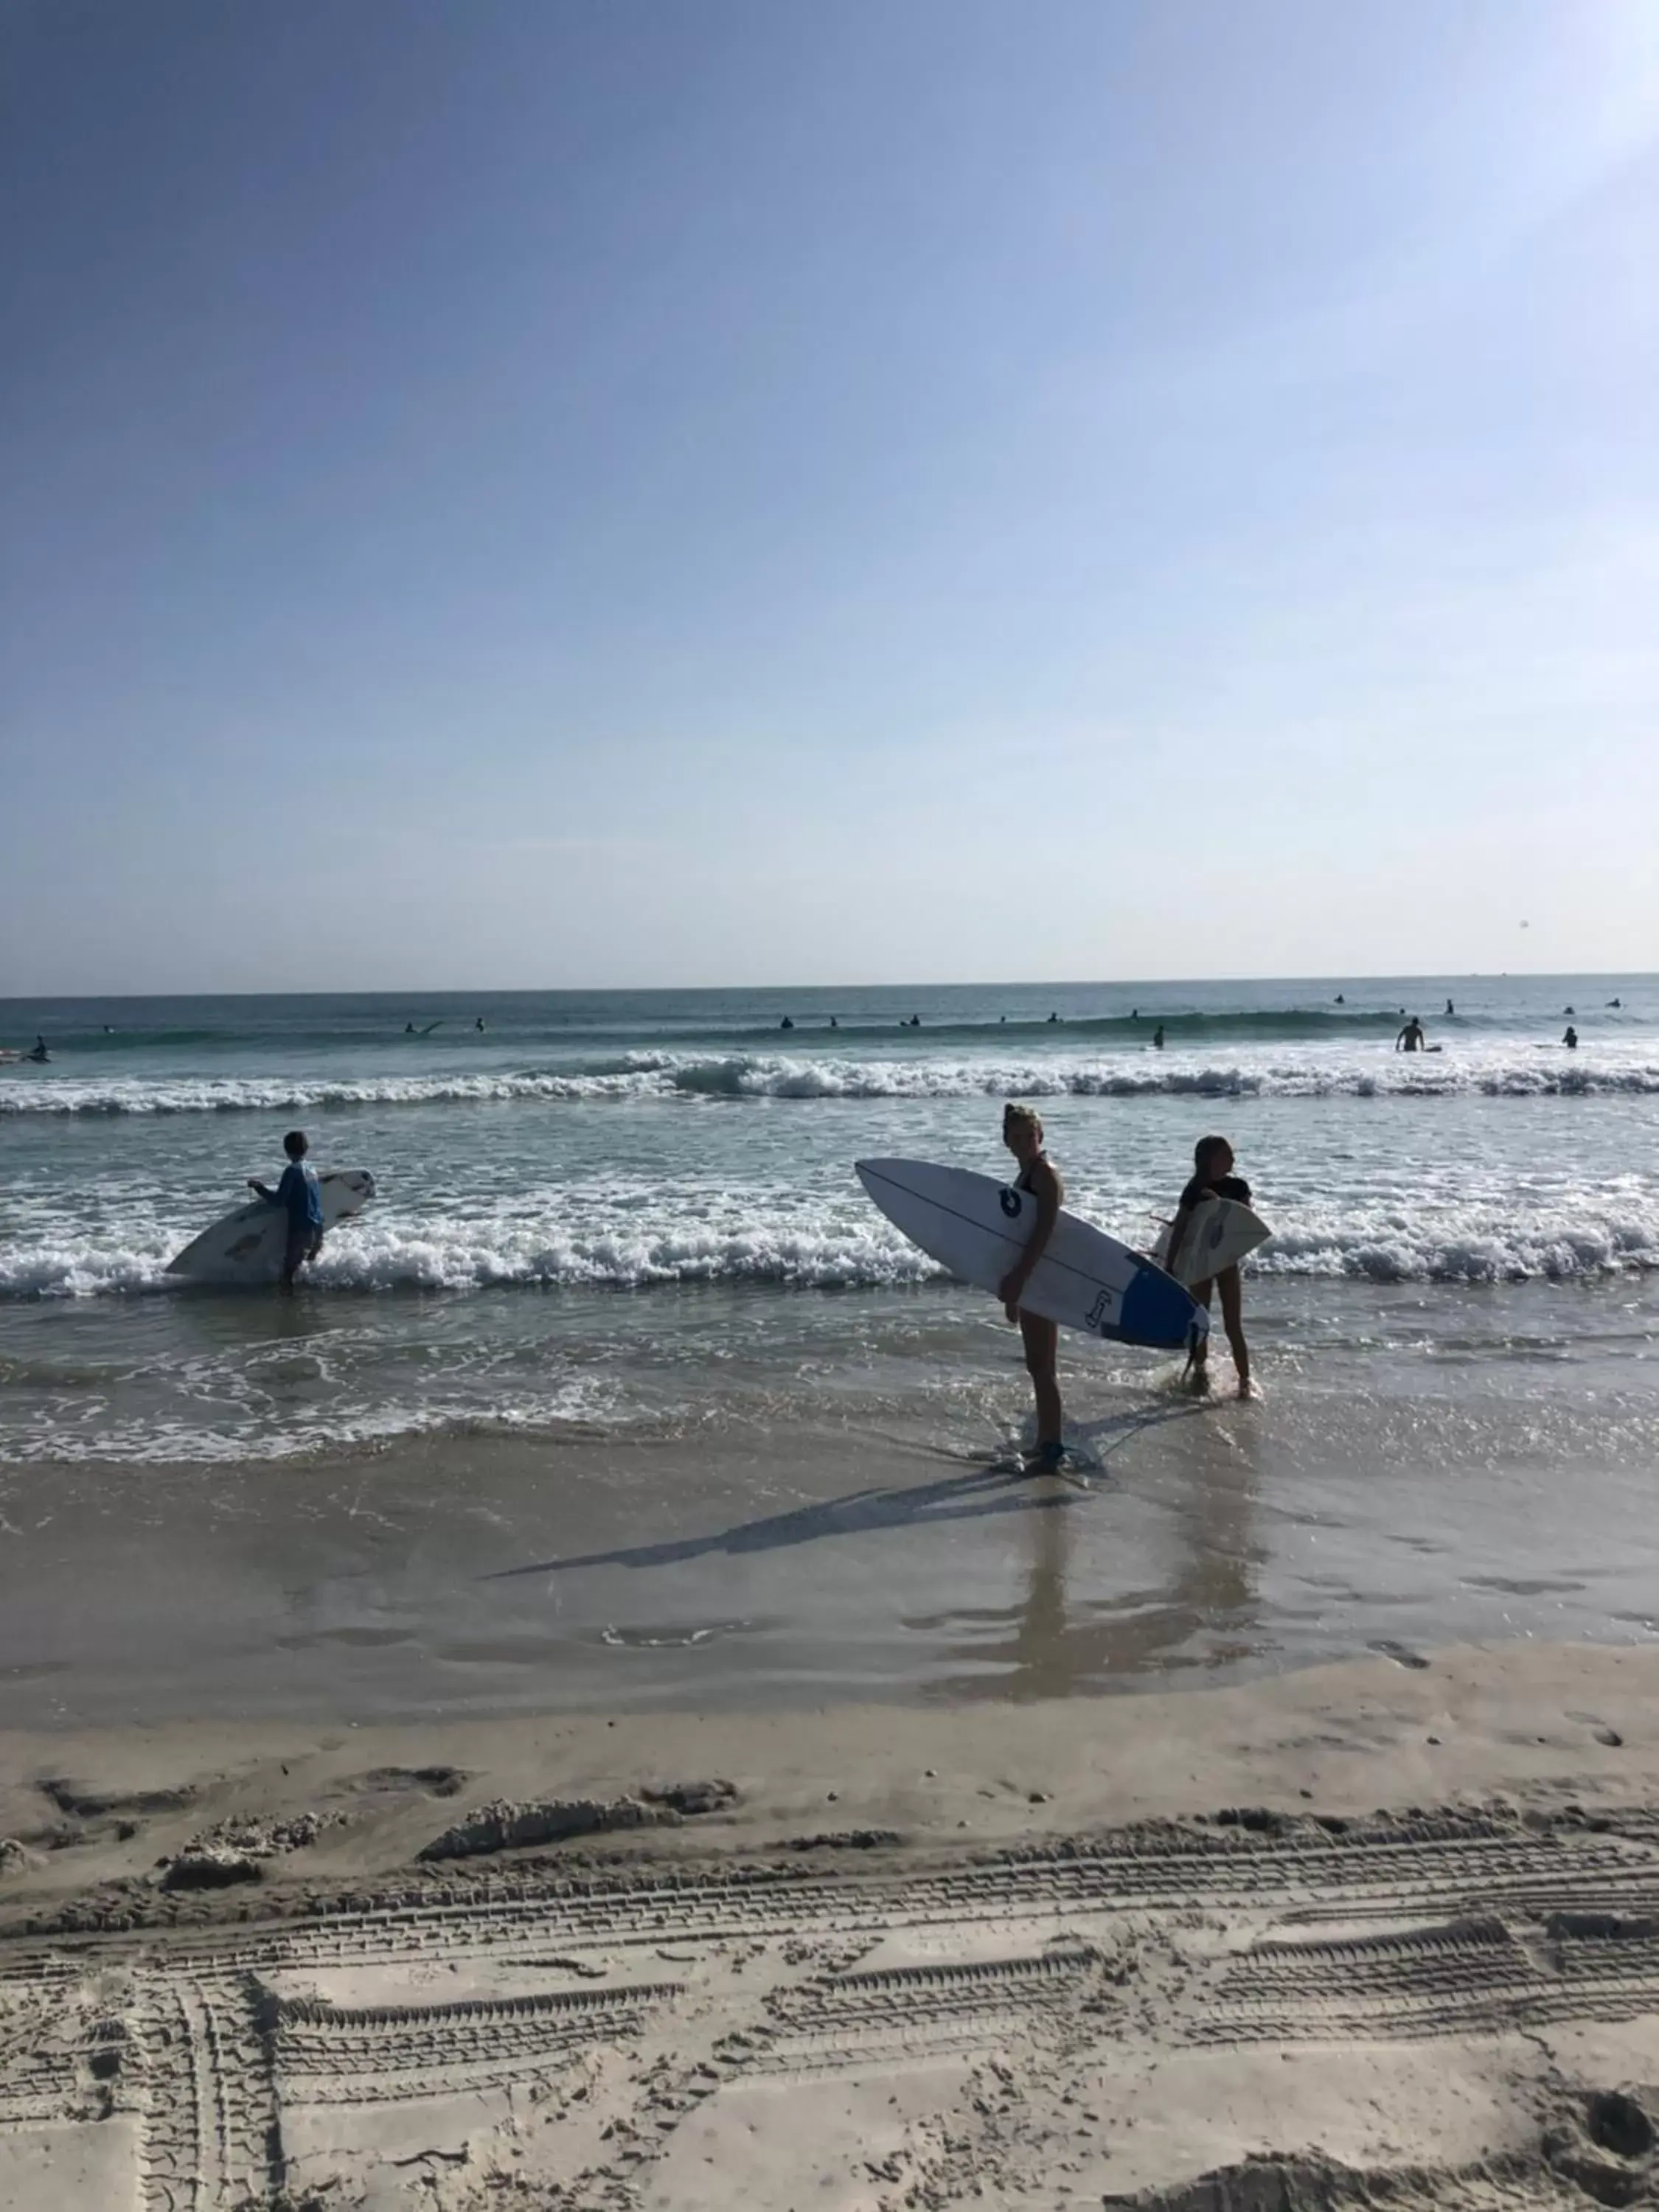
[[2, 0, 1658, 992]]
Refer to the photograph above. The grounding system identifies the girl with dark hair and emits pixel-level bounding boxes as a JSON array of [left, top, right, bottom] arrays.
[[1165, 1135, 1254, 1399]]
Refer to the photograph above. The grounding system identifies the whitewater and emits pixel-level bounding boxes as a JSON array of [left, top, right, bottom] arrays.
[[2, 975, 1656, 1462]]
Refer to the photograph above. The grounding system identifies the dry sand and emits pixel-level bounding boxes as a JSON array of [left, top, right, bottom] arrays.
[[4, 1641, 1659, 2206]]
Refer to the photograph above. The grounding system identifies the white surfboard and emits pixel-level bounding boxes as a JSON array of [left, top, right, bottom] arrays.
[[856, 1158, 1205, 1351], [1151, 1195, 1271, 1287], [166, 1169, 375, 1284]]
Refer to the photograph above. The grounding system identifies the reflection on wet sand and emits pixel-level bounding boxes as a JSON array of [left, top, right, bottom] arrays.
[[915, 1402, 1269, 1699]]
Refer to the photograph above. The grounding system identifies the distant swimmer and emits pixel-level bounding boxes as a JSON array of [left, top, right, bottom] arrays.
[[1165, 1135, 1253, 1400], [1444, 999, 1455, 1017], [248, 1130, 324, 1295], [1564, 1006, 1576, 1018], [1608, 998, 1622, 1009], [1152, 1024, 1166, 1048], [405, 1022, 417, 1034], [1131, 1009, 1140, 1020], [829, 1015, 838, 1029], [779, 1015, 794, 1031], [1334, 994, 1345, 1004], [1046, 1012, 1060, 1025], [25, 1035, 50, 1063], [908, 1015, 921, 1028], [1395, 1016, 1426, 1052], [1563, 1026, 1579, 1050], [998, 1104, 1065, 1475], [475, 1017, 487, 1032]]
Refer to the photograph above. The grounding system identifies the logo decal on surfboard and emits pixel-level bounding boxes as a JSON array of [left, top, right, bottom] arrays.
[[998, 1186, 1022, 1218]]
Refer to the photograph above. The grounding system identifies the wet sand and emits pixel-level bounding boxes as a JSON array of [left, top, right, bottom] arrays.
[[2, 1371, 1658, 1728]]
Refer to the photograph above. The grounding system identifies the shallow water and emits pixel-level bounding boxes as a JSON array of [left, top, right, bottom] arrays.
[[2, 975, 1657, 1466], [2, 1327, 1657, 1727]]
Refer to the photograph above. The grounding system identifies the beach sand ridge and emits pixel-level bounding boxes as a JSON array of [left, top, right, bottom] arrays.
[[4, 1644, 1659, 2205]]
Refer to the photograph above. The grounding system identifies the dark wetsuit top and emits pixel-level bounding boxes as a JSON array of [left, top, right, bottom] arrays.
[[1178, 1172, 1251, 1213]]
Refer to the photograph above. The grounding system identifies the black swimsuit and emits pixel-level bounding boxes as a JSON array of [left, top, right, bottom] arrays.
[[1016, 1154, 1049, 1197]]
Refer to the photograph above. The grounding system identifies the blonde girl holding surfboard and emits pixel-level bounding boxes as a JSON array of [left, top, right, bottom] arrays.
[[998, 1104, 1067, 1472]]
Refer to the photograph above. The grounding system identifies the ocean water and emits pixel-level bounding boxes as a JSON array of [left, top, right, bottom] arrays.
[[1, 976, 1657, 1468]]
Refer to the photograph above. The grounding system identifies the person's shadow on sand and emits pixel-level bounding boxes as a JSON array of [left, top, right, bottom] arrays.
[[484, 1400, 1211, 1583], [1057, 1396, 1211, 1472], [482, 1464, 1074, 1582]]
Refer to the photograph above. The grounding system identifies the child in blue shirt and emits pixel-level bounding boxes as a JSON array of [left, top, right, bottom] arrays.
[[249, 1130, 324, 1292]]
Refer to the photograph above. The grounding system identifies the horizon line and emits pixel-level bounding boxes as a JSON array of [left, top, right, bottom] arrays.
[[1, 968, 1653, 1005]]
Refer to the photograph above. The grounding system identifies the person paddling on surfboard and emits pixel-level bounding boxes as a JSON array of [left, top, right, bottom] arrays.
[[248, 1130, 324, 1293], [1165, 1135, 1253, 1401], [998, 1104, 1066, 1474]]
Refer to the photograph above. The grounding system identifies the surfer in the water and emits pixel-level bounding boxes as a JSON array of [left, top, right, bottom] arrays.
[[1165, 1135, 1254, 1400], [998, 1104, 1065, 1475], [1395, 1015, 1427, 1052], [248, 1130, 324, 1293]]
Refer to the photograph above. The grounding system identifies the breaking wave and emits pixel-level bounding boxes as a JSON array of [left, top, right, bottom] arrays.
[[5, 1049, 1659, 1116], [5, 1197, 1656, 1301]]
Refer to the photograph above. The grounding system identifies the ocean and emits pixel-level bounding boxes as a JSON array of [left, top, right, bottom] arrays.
[[4, 975, 1659, 1722], [2, 975, 1656, 1468]]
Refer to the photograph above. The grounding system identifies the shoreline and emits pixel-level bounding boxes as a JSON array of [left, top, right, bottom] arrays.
[[5, 1644, 1659, 2208], [6, 1372, 1659, 1731]]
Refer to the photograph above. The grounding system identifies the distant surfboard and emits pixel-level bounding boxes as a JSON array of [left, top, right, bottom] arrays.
[[856, 1158, 1204, 1351], [1151, 1194, 1272, 1287], [166, 1169, 375, 1284]]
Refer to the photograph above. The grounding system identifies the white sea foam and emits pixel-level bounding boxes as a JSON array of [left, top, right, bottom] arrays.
[[4, 1188, 1656, 1301], [0, 1374, 619, 1465], [5, 1047, 1659, 1115]]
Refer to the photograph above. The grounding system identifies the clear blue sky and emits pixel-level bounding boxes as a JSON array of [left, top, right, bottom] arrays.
[[3, 0, 1657, 992]]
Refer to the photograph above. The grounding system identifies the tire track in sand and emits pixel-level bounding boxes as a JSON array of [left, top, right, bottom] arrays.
[[1, 1811, 1659, 2207]]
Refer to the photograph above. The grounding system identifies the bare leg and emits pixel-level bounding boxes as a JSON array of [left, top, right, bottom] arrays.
[[1218, 1265, 1251, 1397], [1019, 1311, 1063, 1455], [1188, 1278, 1214, 1392]]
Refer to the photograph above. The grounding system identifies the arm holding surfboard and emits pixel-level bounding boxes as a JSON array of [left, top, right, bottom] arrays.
[[998, 1152, 1062, 1321]]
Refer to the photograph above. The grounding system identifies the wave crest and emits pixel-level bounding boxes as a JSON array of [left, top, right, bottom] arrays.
[[4, 1203, 1655, 1302], [6, 1049, 1659, 1116]]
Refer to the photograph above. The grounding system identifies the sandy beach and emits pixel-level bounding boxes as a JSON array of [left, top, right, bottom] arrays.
[[5, 0, 1656, 2176], [4, 1641, 1659, 2208], [4, 1228, 1659, 2205]]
